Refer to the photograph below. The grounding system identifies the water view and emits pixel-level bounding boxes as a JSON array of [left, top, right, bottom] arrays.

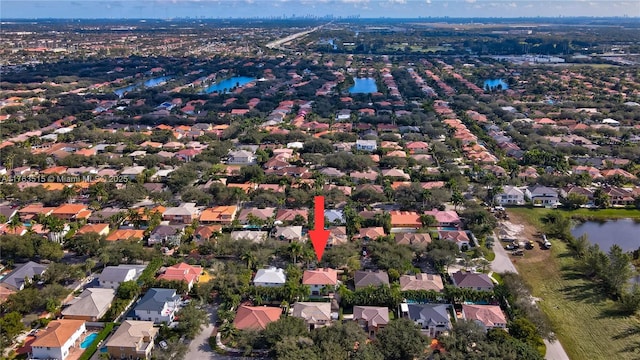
[[349, 77, 378, 94], [571, 218, 640, 252], [114, 76, 172, 97], [203, 76, 256, 94], [483, 78, 509, 91]]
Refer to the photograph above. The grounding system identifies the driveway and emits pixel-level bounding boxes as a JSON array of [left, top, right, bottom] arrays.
[[185, 305, 238, 360], [490, 238, 518, 274], [490, 232, 570, 360]]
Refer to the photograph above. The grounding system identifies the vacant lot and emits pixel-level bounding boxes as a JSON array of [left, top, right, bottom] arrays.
[[508, 209, 640, 360], [508, 207, 640, 220]]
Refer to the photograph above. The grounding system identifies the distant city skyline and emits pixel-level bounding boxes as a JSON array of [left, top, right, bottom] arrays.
[[2, 0, 639, 19]]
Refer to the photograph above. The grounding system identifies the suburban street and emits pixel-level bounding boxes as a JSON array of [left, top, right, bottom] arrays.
[[490, 235, 569, 360]]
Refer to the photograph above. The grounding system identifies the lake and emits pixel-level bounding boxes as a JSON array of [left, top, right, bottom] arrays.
[[483, 79, 509, 91], [571, 218, 640, 252], [203, 76, 256, 94], [114, 76, 172, 97], [349, 77, 378, 94]]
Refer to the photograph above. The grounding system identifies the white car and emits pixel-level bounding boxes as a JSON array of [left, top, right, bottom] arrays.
[[159, 340, 168, 350]]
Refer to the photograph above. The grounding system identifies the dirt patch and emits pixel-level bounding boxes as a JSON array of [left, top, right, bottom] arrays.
[[500, 210, 551, 265]]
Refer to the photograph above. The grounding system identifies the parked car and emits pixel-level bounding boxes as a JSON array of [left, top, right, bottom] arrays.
[[512, 250, 525, 256], [505, 243, 517, 250], [159, 340, 168, 350]]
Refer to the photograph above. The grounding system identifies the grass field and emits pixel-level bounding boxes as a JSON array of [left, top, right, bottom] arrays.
[[507, 207, 640, 220], [509, 213, 640, 360]]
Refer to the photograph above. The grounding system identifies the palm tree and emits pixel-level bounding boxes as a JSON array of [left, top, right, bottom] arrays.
[[240, 251, 257, 270], [451, 190, 465, 211], [287, 242, 303, 265], [218, 322, 238, 341], [61, 185, 78, 203], [127, 209, 143, 229]]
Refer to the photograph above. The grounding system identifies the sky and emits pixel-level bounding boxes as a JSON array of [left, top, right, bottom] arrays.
[[1, 0, 639, 19]]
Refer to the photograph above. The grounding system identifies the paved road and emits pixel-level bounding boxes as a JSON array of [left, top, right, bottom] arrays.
[[490, 236, 518, 273], [185, 305, 248, 360], [490, 233, 570, 360]]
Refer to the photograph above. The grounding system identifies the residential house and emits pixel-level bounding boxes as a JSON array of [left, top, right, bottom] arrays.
[[401, 303, 452, 337], [253, 267, 286, 287], [193, 225, 221, 243], [237, 207, 276, 225], [105, 229, 145, 242], [199, 206, 237, 225], [292, 302, 333, 329], [133, 288, 180, 324], [302, 268, 338, 296], [354, 270, 390, 290], [162, 203, 199, 224], [451, 271, 494, 291], [156, 263, 202, 291], [390, 211, 421, 229], [353, 227, 386, 241], [1, 261, 48, 291], [98, 265, 147, 290], [0, 205, 18, 222], [230, 230, 267, 243], [61, 288, 115, 321], [380, 168, 410, 180], [327, 226, 348, 247], [353, 306, 389, 337], [394, 232, 432, 246], [438, 231, 471, 250], [518, 166, 539, 181], [604, 186, 635, 206], [148, 224, 185, 246], [494, 186, 526, 206], [272, 226, 303, 242], [356, 139, 377, 152], [120, 166, 146, 180], [76, 223, 110, 236], [30, 319, 86, 360], [525, 185, 560, 207], [51, 204, 91, 221], [324, 209, 345, 224], [233, 305, 282, 330], [461, 304, 507, 331], [87, 207, 124, 224], [423, 209, 461, 228], [105, 320, 158, 360], [275, 209, 308, 224], [399, 273, 444, 292], [227, 150, 256, 165]]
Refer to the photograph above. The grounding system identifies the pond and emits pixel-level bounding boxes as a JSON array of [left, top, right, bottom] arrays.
[[203, 76, 256, 94], [114, 76, 173, 97], [571, 218, 640, 252], [483, 79, 509, 91], [349, 77, 378, 94]]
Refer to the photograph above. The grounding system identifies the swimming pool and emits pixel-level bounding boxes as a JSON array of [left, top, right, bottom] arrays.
[[439, 227, 460, 231], [81, 333, 98, 349]]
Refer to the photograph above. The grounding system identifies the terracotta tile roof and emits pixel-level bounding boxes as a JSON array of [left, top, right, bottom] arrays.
[[233, 305, 282, 330], [390, 211, 421, 227], [157, 263, 202, 284], [106, 229, 145, 242], [399, 273, 444, 291], [462, 305, 506, 327], [302, 268, 338, 285], [31, 319, 85, 347]]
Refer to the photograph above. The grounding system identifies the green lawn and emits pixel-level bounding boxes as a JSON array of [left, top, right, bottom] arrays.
[[507, 207, 640, 220], [514, 241, 640, 360]]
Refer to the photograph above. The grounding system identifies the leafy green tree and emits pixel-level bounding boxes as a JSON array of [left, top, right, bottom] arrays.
[[509, 318, 544, 349], [593, 188, 611, 209], [375, 318, 427, 360], [0, 311, 25, 347], [116, 280, 141, 300], [175, 303, 208, 340], [562, 193, 588, 210], [263, 316, 308, 347], [274, 336, 319, 360]]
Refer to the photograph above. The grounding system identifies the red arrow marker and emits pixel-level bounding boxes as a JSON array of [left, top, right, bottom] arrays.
[[309, 195, 330, 261]]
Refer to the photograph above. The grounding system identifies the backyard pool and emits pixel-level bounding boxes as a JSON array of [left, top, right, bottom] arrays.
[[439, 227, 460, 231], [81, 333, 99, 349]]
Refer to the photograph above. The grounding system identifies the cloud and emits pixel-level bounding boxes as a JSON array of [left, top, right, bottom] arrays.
[[425, 0, 431, 3], [465, 0, 476, 3]]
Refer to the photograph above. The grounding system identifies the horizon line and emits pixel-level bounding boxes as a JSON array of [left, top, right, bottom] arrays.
[[2, 15, 640, 20]]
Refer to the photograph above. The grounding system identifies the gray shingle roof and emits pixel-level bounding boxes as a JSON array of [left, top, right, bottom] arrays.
[[407, 304, 450, 326], [1, 261, 48, 291], [354, 270, 390, 289], [135, 288, 179, 312]]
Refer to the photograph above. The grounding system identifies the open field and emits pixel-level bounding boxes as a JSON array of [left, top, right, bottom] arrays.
[[507, 209, 640, 360], [507, 207, 640, 220]]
